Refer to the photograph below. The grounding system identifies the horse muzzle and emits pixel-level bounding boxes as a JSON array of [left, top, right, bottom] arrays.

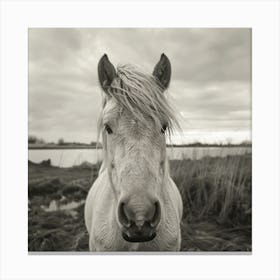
[[121, 221, 157, 242], [117, 198, 161, 243]]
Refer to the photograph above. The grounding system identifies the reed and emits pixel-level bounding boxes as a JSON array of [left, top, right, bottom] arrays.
[[170, 153, 252, 251]]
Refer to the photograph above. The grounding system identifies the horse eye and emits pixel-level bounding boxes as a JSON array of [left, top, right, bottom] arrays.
[[161, 124, 167, 134], [105, 124, 113, 134]]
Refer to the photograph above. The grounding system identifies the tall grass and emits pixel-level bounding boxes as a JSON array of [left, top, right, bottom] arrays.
[[28, 153, 251, 251], [170, 153, 251, 251]]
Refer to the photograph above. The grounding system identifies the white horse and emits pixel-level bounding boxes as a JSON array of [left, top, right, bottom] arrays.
[[85, 54, 183, 251]]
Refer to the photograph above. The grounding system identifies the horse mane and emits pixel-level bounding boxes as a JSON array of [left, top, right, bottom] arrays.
[[97, 64, 179, 146]]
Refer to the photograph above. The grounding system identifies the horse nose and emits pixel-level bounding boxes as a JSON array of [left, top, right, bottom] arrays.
[[117, 197, 161, 230], [117, 198, 161, 242]]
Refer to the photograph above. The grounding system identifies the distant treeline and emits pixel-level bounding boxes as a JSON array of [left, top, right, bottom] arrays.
[[28, 135, 251, 149], [167, 141, 252, 148], [28, 135, 100, 148]]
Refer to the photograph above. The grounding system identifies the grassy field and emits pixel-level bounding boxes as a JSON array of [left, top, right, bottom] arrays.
[[28, 154, 251, 252]]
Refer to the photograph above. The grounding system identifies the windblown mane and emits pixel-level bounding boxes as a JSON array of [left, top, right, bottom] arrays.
[[98, 64, 179, 142]]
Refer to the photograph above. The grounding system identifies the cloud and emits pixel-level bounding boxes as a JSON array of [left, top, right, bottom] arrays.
[[28, 28, 251, 143]]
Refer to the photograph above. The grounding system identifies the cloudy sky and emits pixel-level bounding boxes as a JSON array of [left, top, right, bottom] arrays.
[[29, 28, 251, 144]]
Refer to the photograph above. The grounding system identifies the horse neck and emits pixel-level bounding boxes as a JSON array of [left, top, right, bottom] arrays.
[[98, 160, 107, 175]]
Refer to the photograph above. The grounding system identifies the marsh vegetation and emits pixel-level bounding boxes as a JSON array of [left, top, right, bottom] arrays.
[[28, 153, 251, 252]]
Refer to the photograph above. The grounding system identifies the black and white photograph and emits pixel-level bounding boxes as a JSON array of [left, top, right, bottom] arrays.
[[28, 28, 252, 252], [2, 0, 280, 279]]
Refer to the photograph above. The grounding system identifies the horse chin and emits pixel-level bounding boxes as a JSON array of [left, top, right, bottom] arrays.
[[122, 231, 156, 243]]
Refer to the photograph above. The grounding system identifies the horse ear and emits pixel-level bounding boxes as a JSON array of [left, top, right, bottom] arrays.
[[153, 53, 171, 89], [98, 54, 116, 92]]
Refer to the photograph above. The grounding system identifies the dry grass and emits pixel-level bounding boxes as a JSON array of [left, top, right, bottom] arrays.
[[28, 153, 251, 252], [171, 153, 251, 251]]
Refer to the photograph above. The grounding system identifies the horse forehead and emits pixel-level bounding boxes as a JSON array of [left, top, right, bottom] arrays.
[[121, 113, 158, 132], [104, 102, 154, 125], [103, 99, 161, 134]]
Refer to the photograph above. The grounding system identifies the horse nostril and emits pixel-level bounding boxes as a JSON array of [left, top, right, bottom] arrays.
[[117, 202, 131, 228], [150, 201, 161, 228], [118, 198, 161, 231]]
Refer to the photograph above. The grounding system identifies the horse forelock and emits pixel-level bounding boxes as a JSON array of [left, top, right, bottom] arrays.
[[98, 64, 179, 141]]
